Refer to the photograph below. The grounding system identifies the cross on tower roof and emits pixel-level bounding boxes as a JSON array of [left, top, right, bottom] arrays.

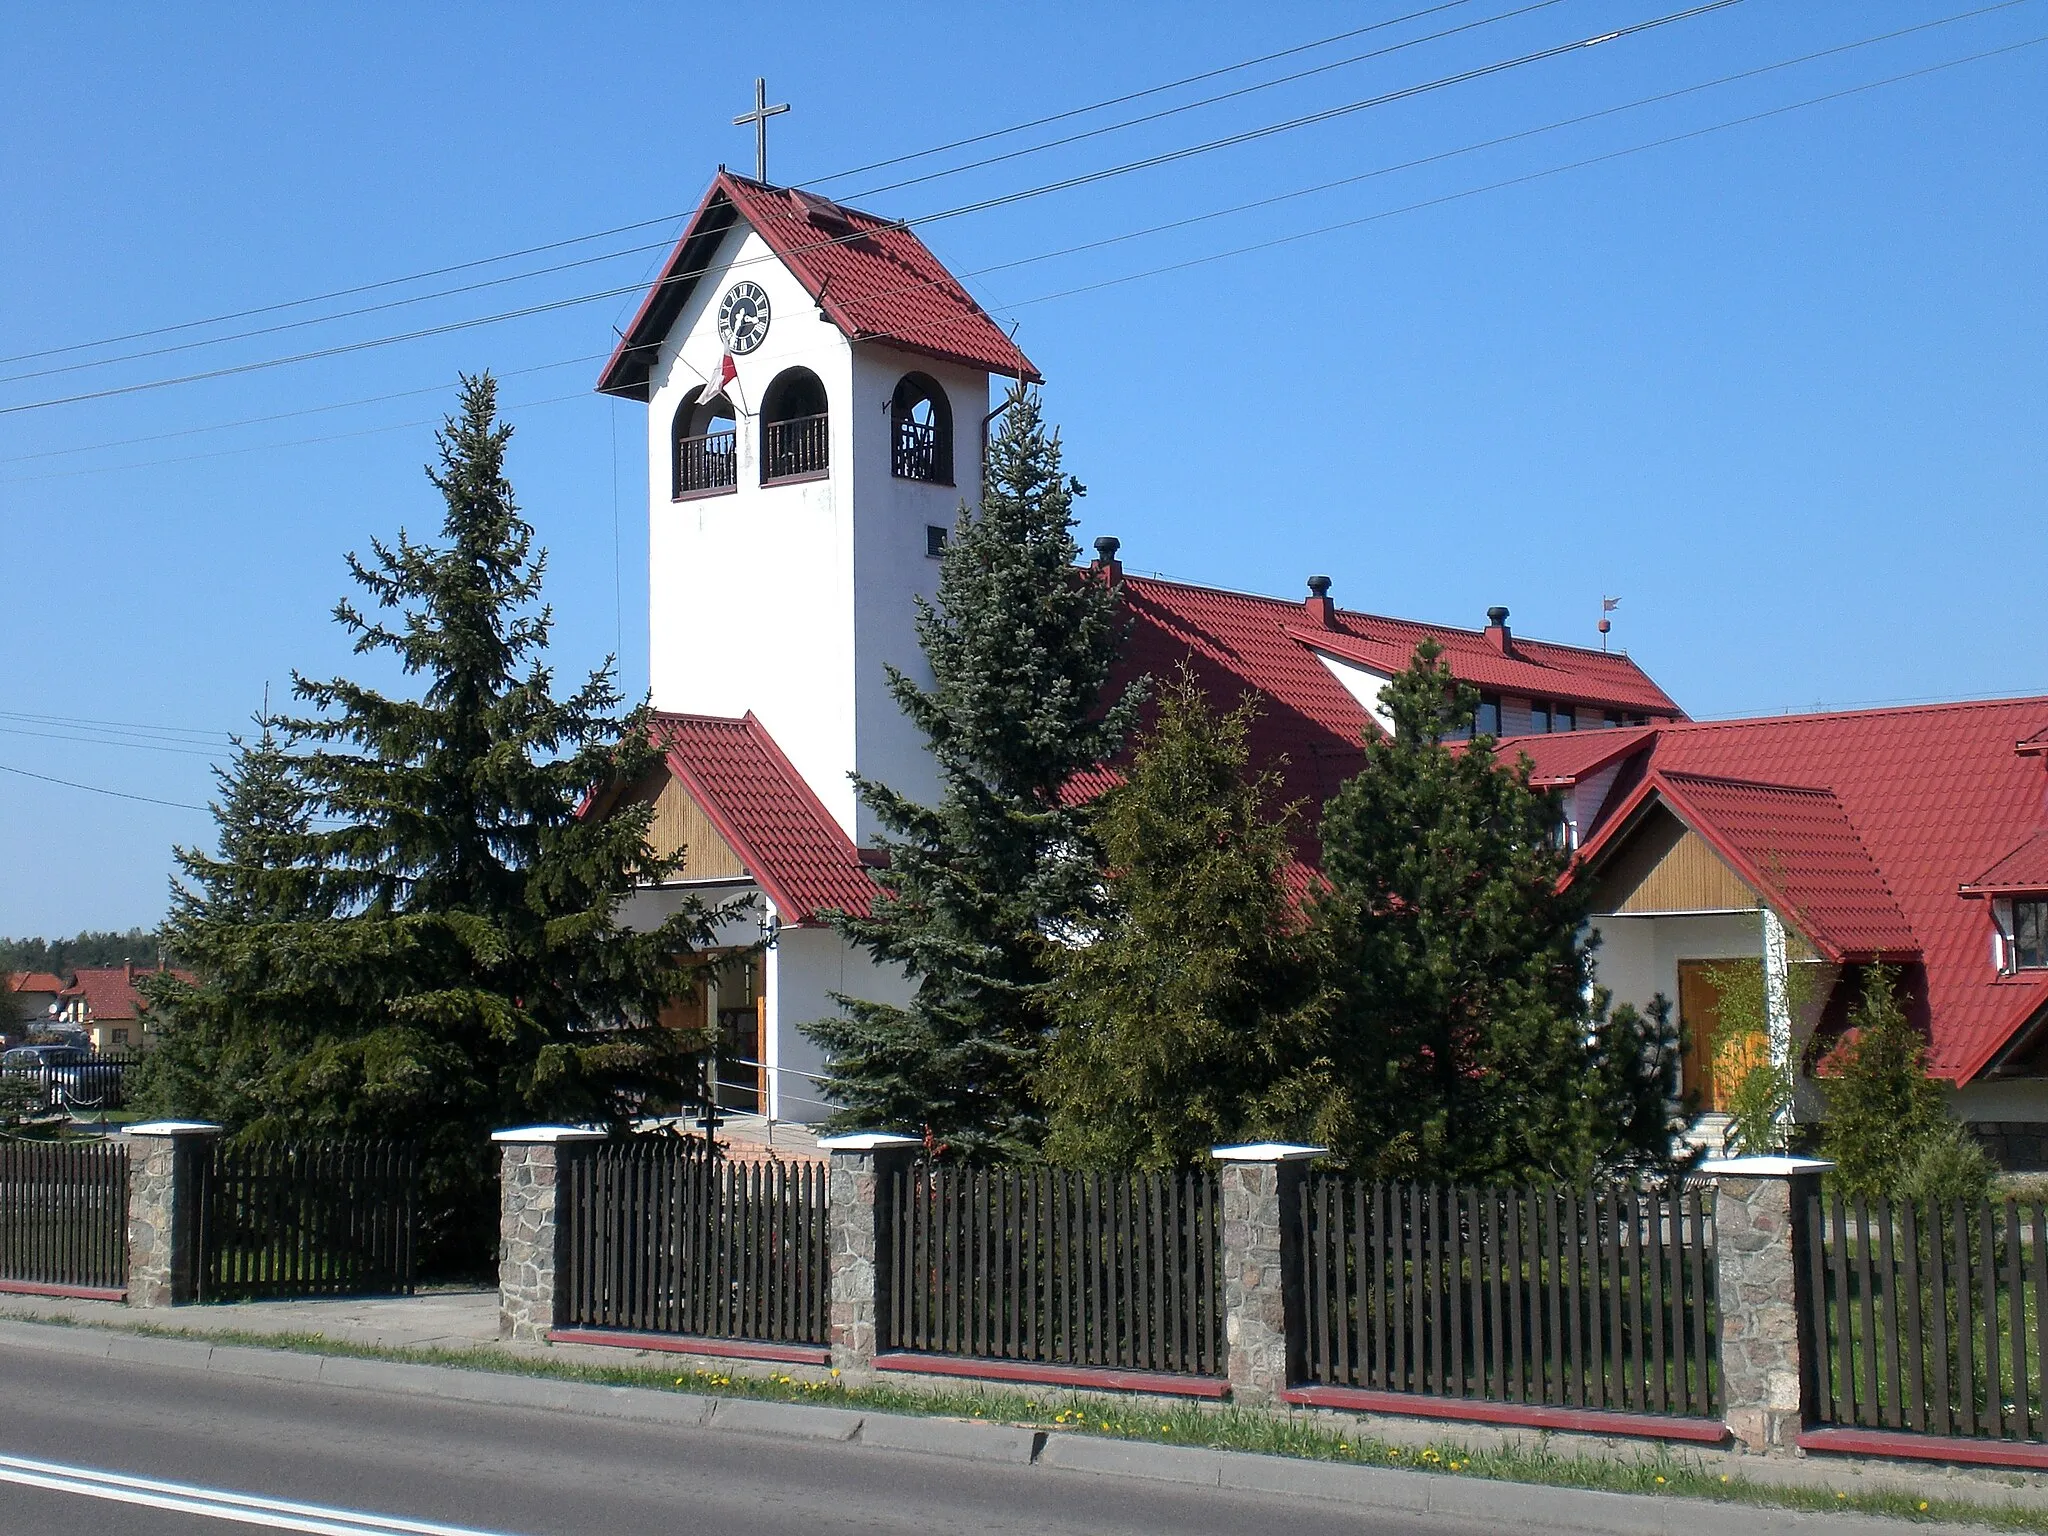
[[733, 77, 790, 184]]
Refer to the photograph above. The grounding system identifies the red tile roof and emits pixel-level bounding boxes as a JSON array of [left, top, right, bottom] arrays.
[[1964, 829, 2048, 895], [1484, 726, 1659, 788], [598, 173, 1039, 401], [1106, 573, 1682, 856], [654, 711, 875, 925], [1567, 697, 2048, 1081], [1653, 771, 1917, 960], [6, 972, 65, 996], [58, 966, 187, 1023]]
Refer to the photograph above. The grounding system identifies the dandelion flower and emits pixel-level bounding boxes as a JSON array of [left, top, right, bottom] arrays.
[[1919, 1503, 1929, 1512], [1655, 1476, 1665, 1485]]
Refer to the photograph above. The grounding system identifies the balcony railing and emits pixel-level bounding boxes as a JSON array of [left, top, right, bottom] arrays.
[[892, 418, 949, 483], [675, 429, 737, 497], [763, 413, 829, 482]]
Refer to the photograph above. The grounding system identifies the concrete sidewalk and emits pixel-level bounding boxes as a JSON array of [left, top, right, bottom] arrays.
[[0, 1287, 503, 1353]]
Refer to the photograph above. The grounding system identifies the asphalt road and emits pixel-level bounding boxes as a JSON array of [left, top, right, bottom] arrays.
[[0, 1346, 1495, 1536]]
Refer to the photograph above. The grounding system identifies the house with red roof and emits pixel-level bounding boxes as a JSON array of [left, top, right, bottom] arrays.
[[4, 972, 67, 1040], [596, 168, 1689, 1125], [54, 963, 186, 1053], [1505, 699, 2048, 1164]]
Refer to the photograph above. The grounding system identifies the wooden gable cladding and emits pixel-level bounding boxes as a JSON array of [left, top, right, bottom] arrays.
[[623, 768, 749, 881], [1590, 804, 1761, 915]]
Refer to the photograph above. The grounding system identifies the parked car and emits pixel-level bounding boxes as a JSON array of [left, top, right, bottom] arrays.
[[0, 1044, 124, 1110]]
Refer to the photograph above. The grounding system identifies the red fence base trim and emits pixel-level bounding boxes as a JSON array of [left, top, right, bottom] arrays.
[[546, 1327, 830, 1367], [1799, 1426, 2048, 1470], [1283, 1385, 1728, 1444], [0, 1278, 126, 1303], [872, 1352, 1230, 1399]]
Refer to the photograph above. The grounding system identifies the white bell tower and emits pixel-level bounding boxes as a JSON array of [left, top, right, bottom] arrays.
[[597, 170, 1038, 844]]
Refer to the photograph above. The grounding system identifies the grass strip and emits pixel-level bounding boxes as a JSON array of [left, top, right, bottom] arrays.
[[3, 1308, 2040, 1531]]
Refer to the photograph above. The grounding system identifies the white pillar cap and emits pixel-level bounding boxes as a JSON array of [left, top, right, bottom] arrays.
[[1700, 1155, 1833, 1177], [1209, 1142, 1327, 1163], [816, 1132, 922, 1152], [123, 1120, 223, 1137], [490, 1125, 608, 1144]]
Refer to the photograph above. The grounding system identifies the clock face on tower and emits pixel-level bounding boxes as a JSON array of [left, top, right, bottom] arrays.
[[716, 281, 771, 354]]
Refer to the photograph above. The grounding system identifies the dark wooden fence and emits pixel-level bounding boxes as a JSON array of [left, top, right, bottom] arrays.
[[197, 1140, 419, 1301], [0, 1140, 128, 1295], [557, 1140, 829, 1346], [887, 1162, 1223, 1377], [1804, 1192, 2048, 1441], [1299, 1178, 1719, 1417]]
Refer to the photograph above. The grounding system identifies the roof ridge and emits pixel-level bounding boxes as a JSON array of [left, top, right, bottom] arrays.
[[1675, 694, 2048, 733], [1656, 767, 1840, 797]]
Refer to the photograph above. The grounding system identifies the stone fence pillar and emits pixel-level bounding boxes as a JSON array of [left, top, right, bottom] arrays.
[[494, 1126, 606, 1341], [124, 1121, 222, 1308], [1212, 1142, 1325, 1406], [1704, 1155, 1831, 1453], [820, 1133, 921, 1374]]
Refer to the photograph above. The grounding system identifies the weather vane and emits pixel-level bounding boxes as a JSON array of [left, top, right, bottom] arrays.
[[1599, 595, 1620, 650], [733, 77, 790, 183]]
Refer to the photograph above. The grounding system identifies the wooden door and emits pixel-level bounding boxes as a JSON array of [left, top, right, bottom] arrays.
[[1677, 959, 1764, 1113]]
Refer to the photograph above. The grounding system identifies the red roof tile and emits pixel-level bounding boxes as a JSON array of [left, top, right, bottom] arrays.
[[57, 966, 188, 1022], [1106, 573, 1682, 857], [6, 972, 65, 995], [1653, 771, 1918, 961], [1571, 697, 2048, 1081], [654, 711, 875, 925], [1964, 829, 2048, 895], [1487, 726, 1659, 787], [598, 173, 1038, 401]]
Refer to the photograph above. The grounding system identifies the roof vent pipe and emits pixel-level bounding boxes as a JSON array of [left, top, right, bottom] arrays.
[[1485, 605, 1513, 654], [1092, 535, 1123, 584], [1305, 575, 1335, 629]]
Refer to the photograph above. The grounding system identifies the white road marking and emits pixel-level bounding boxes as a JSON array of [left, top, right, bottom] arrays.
[[0, 1450, 527, 1535]]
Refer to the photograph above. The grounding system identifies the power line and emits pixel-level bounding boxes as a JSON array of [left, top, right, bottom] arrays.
[[0, 0, 1555, 390], [0, 355, 606, 468], [0, 724, 225, 759], [0, 709, 229, 740], [0, 761, 210, 812], [0, 0, 1741, 420], [6, 19, 2034, 485], [839, 0, 1571, 200], [0, 2, 1486, 372]]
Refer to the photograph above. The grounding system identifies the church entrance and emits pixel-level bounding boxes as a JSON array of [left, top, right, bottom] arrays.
[[656, 948, 767, 1116]]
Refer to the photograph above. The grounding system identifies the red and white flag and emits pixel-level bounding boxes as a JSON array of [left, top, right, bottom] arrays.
[[712, 352, 742, 412]]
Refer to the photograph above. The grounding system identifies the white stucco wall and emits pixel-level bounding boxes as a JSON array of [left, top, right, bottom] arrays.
[[642, 231, 993, 846], [766, 922, 916, 1124]]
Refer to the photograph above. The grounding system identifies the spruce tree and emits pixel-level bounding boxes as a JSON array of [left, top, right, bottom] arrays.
[[1820, 965, 1957, 1200], [1039, 672, 1329, 1169], [135, 722, 334, 1126], [142, 375, 721, 1266], [806, 387, 1137, 1158], [1312, 641, 1686, 1184]]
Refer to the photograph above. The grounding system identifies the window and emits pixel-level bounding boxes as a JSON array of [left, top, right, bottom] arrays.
[[1530, 699, 1553, 734], [672, 388, 737, 498], [1604, 711, 1625, 728], [1475, 693, 1502, 736], [891, 374, 953, 483], [2018, 900, 2048, 970], [926, 524, 948, 559], [1555, 702, 1576, 732], [760, 367, 829, 482], [111, 1028, 128, 1047]]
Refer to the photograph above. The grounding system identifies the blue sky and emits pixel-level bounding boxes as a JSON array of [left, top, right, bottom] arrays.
[[2, 1, 2043, 935]]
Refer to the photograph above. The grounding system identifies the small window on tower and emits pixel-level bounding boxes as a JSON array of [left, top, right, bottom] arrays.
[[892, 374, 954, 484], [926, 525, 948, 559]]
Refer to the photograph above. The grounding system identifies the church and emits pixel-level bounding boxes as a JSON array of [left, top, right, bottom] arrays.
[[588, 161, 1687, 1127]]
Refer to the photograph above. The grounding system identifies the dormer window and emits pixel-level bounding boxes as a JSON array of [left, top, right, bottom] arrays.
[[2017, 900, 2048, 969], [1476, 693, 1502, 737]]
